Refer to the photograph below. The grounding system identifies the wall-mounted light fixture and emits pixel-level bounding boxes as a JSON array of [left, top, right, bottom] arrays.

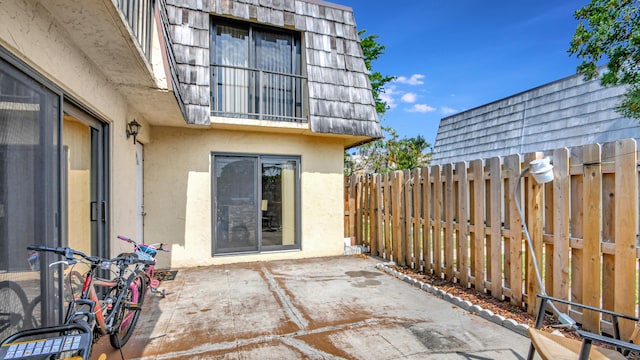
[[126, 119, 141, 145]]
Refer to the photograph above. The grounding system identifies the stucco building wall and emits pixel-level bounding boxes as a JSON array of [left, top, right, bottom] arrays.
[[144, 127, 345, 267], [0, 0, 148, 256]]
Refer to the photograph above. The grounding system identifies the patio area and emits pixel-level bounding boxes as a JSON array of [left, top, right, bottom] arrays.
[[93, 255, 531, 359]]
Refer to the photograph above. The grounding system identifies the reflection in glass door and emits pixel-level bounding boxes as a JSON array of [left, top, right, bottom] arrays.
[[261, 159, 297, 248], [63, 117, 93, 255], [214, 156, 258, 254]]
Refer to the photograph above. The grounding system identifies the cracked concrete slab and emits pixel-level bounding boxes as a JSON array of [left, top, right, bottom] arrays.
[[92, 256, 531, 359]]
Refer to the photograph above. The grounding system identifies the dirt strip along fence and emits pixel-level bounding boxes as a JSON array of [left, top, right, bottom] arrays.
[[345, 138, 640, 339]]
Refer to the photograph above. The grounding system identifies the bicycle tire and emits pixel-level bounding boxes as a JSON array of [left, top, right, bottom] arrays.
[[109, 271, 146, 348], [0, 280, 29, 341], [26, 295, 41, 328]]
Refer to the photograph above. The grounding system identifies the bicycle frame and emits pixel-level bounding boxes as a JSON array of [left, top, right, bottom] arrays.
[[67, 259, 142, 337]]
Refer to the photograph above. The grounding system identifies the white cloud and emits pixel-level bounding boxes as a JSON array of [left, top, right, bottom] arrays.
[[395, 74, 425, 86], [401, 93, 417, 103], [379, 87, 397, 109], [441, 106, 457, 115], [407, 104, 435, 113]]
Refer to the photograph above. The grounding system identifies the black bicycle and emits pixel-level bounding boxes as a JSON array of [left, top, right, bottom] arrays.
[[0, 245, 154, 360]]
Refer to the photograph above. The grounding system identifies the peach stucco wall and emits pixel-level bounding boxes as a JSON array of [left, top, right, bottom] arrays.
[[144, 126, 345, 267], [0, 0, 152, 256]]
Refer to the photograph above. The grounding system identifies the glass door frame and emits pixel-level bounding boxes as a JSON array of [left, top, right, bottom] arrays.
[[62, 101, 110, 259], [211, 152, 300, 256]]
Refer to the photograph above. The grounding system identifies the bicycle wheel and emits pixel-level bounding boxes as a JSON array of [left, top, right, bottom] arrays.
[[26, 295, 41, 328], [109, 271, 146, 349], [0, 281, 29, 341]]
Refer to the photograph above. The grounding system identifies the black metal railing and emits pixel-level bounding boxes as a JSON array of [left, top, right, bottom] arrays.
[[211, 65, 307, 123], [117, 0, 154, 60]]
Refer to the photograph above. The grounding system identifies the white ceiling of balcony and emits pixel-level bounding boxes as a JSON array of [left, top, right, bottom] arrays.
[[40, 0, 184, 126]]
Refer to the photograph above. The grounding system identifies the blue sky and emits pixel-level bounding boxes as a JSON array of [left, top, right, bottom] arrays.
[[338, 0, 588, 146]]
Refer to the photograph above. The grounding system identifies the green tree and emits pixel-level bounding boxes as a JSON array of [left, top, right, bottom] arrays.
[[345, 31, 432, 176], [344, 30, 431, 175], [349, 127, 432, 174], [358, 30, 396, 115], [569, 0, 640, 118]]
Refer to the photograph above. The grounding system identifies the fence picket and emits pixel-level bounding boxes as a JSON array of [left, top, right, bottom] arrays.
[[383, 173, 392, 260], [486, 157, 502, 297], [444, 164, 455, 280], [581, 143, 602, 332], [504, 154, 522, 306], [470, 160, 485, 290], [404, 169, 413, 268], [392, 171, 403, 265], [553, 148, 570, 313], [456, 162, 470, 287], [431, 165, 442, 276], [421, 167, 431, 272], [614, 139, 637, 339], [412, 169, 421, 269]]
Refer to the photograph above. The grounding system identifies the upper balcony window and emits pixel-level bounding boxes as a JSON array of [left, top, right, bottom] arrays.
[[210, 18, 306, 123]]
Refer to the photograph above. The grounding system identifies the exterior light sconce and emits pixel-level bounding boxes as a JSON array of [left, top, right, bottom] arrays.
[[126, 119, 141, 144], [529, 157, 554, 184]]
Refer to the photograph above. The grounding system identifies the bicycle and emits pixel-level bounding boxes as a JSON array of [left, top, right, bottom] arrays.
[[117, 235, 170, 298], [0, 280, 30, 341], [0, 245, 154, 360]]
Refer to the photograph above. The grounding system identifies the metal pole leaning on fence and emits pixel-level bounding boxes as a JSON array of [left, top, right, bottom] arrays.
[[514, 157, 575, 327]]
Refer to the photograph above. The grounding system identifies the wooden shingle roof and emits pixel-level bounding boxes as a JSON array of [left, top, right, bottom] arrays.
[[163, 0, 381, 140], [431, 72, 640, 165]]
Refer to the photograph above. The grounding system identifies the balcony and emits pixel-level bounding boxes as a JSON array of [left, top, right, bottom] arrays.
[[211, 65, 308, 125], [116, 0, 154, 62], [38, 0, 184, 126]]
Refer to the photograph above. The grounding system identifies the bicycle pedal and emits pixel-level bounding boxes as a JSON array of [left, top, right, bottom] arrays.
[[150, 279, 160, 288]]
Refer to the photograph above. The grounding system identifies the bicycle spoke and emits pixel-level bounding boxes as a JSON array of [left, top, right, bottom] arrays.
[[0, 282, 28, 341]]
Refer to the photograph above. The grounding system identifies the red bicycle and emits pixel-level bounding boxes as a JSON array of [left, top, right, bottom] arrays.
[[117, 235, 170, 298]]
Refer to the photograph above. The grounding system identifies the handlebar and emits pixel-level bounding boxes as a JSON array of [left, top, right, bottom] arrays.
[[117, 235, 171, 252], [27, 244, 154, 267]]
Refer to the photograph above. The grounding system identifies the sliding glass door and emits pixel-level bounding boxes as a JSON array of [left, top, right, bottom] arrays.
[[212, 154, 299, 255]]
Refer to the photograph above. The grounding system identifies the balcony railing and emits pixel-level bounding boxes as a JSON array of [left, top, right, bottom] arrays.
[[117, 0, 154, 60], [211, 65, 307, 123]]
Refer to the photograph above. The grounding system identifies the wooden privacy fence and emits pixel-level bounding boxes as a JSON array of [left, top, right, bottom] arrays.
[[345, 139, 640, 338]]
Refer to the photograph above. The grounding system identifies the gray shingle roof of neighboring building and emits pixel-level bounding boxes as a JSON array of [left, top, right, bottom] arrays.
[[163, 0, 381, 139], [431, 72, 640, 165]]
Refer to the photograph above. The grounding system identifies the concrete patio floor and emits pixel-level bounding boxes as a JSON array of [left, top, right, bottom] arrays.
[[93, 255, 531, 359]]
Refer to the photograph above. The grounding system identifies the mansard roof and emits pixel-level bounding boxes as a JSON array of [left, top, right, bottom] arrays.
[[164, 0, 382, 140]]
